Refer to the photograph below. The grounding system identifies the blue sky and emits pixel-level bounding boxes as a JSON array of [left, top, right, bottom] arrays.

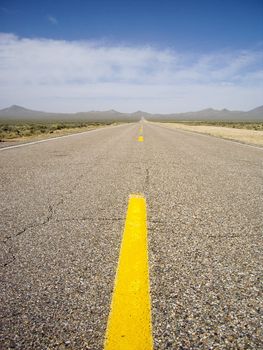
[[0, 0, 262, 112]]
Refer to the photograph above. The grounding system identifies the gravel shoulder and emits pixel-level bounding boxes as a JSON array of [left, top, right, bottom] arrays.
[[155, 122, 263, 147]]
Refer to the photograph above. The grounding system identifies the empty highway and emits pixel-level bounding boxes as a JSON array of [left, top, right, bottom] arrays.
[[1, 122, 262, 349]]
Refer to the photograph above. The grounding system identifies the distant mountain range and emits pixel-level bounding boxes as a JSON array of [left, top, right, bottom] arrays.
[[0, 104, 262, 122]]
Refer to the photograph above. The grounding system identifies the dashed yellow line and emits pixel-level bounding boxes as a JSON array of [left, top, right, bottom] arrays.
[[104, 194, 153, 350], [138, 135, 144, 142]]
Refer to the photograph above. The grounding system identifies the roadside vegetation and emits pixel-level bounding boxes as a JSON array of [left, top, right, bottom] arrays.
[[169, 121, 263, 130], [0, 121, 112, 141]]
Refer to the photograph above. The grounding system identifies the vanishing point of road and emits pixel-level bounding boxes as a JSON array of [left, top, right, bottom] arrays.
[[1, 122, 262, 349]]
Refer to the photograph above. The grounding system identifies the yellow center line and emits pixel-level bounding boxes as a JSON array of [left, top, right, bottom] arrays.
[[104, 194, 153, 350], [138, 135, 144, 142]]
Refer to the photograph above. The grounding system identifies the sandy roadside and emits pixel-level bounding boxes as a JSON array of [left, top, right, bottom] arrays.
[[155, 122, 263, 147]]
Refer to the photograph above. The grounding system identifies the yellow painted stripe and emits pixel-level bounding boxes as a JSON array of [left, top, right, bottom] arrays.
[[138, 136, 144, 142], [139, 126, 143, 133], [104, 195, 153, 350]]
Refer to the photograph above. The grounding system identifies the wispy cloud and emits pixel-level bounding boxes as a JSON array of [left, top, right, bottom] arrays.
[[1, 7, 14, 14], [47, 15, 58, 25], [0, 33, 262, 112]]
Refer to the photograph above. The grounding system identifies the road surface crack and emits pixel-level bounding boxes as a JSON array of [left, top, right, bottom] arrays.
[[2, 251, 16, 267], [54, 217, 123, 223], [2, 174, 85, 267], [143, 167, 150, 193]]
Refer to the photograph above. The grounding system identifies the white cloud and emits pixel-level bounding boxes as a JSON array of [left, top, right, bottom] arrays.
[[0, 33, 262, 112], [47, 15, 58, 25]]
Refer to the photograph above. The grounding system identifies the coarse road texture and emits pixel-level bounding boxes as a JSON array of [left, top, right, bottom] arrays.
[[1, 122, 262, 349]]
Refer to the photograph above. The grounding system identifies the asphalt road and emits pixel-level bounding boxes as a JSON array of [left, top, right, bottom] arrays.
[[1, 122, 262, 349]]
